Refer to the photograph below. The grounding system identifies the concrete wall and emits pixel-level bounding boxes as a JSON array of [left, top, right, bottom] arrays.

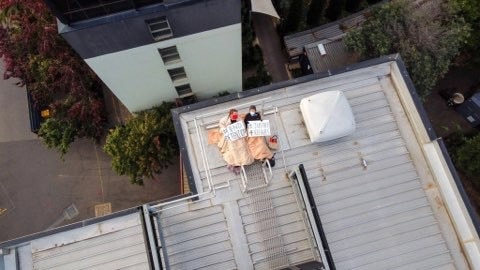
[[85, 23, 242, 112]]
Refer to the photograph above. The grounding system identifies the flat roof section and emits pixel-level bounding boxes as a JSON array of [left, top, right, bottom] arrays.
[[173, 57, 479, 269], [0, 211, 150, 270]]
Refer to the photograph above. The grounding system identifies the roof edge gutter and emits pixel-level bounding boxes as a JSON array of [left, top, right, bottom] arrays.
[[423, 142, 480, 269], [141, 205, 162, 270], [289, 164, 336, 270]]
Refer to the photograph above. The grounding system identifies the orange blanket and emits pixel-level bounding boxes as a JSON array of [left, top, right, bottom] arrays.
[[207, 129, 222, 145], [217, 135, 254, 166], [247, 137, 273, 160]]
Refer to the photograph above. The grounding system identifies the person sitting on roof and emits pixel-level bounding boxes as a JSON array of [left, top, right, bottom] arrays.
[[244, 105, 274, 163], [244, 105, 262, 126], [218, 109, 254, 174]]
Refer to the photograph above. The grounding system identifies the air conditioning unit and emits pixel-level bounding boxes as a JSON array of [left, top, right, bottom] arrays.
[[300, 91, 356, 143]]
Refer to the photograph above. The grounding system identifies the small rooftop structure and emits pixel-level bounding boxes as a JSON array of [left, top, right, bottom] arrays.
[[283, 9, 368, 74], [300, 91, 356, 143], [2, 55, 480, 270]]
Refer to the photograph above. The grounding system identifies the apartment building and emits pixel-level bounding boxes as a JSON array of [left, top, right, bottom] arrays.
[[44, 0, 242, 112]]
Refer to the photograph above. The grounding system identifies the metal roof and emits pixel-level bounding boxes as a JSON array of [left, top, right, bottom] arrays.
[[283, 9, 367, 75], [0, 211, 150, 270], [153, 170, 322, 269], [284, 24, 344, 58], [2, 56, 479, 269], [305, 39, 357, 74], [169, 56, 478, 269], [283, 9, 368, 59]]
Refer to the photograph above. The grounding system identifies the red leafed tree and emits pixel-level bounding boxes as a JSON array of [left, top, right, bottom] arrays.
[[0, 0, 106, 152]]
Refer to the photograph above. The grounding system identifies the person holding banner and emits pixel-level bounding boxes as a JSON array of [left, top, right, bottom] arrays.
[[218, 109, 254, 174], [244, 106, 274, 164], [244, 105, 262, 126]]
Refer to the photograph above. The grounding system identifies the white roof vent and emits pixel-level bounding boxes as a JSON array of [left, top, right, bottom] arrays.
[[300, 91, 356, 143], [318, 43, 326, 55]]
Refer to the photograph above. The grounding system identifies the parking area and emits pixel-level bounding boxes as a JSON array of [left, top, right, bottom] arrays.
[[0, 62, 180, 242]]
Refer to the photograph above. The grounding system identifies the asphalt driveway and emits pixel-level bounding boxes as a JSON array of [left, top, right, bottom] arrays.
[[0, 62, 180, 242]]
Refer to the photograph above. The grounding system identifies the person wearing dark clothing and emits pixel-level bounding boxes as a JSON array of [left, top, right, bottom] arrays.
[[244, 105, 261, 127], [299, 49, 313, 75], [244, 105, 275, 166]]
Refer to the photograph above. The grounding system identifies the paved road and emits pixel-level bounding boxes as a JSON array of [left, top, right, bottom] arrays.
[[0, 62, 180, 242], [252, 13, 290, 83]]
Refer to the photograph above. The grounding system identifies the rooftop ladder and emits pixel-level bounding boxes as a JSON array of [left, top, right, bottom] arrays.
[[242, 161, 290, 269], [240, 160, 273, 193]]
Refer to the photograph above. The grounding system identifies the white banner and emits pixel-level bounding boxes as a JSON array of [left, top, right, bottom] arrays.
[[221, 121, 247, 141], [247, 120, 271, 137]]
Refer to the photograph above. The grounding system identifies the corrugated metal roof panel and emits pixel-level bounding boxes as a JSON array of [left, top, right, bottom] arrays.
[[284, 25, 343, 57], [157, 176, 319, 270], [175, 61, 468, 269], [159, 205, 238, 270], [31, 213, 149, 270], [306, 39, 356, 74], [283, 11, 366, 58]]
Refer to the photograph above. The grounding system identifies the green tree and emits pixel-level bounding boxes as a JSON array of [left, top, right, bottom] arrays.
[[0, 0, 106, 155], [452, 0, 480, 65], [325, 0, 346, 21], [104, 103, 178, 185], [306, 0, 328, 26], [456, 135, 480, 181], [38, 118, 76, 157], [283, 0, 304, 34], [345, 0, 361, 12], [344, 0, 470, 97]]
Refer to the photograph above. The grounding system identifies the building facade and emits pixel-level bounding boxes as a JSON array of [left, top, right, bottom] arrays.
[[44, 0, 242, 112]]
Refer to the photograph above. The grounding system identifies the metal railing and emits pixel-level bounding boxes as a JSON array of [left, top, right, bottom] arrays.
[[150, 101, 277, 211], [288, 165, 335, 270], [244, 170, 289, 269], [240, 160, 273, 193]]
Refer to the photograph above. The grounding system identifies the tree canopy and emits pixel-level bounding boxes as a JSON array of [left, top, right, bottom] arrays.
[[283, 0, 305, 34], [104, 103, 179, 185], [344, 0, 470, 97], [456, 134, 480, 182], [325, 0, 347, 21], [38, 118, 76, 157], [452, 0, 480, 64], [0, 0, 106, 155], [306, 0, 328, 26]]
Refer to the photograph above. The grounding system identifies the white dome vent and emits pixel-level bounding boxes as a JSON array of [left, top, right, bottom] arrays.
[[300, 91, 356, 143]]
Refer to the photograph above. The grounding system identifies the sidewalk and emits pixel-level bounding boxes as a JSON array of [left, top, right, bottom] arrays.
[[252, 13, 290, 82]]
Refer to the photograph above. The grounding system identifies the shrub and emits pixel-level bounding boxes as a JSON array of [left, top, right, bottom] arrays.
[[344, 0, 470, 97], [0, 0, 106, 155], [104, 103, 178, 185], [38, 118, 76, 157], [456, 134, 480, 181]]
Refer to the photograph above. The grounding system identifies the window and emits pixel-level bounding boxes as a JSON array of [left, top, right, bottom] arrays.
[[158, 46, 180, 64], [175, 84, 193, 97], [146, 16, 172, 41], [168, 67, 187, 82]]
